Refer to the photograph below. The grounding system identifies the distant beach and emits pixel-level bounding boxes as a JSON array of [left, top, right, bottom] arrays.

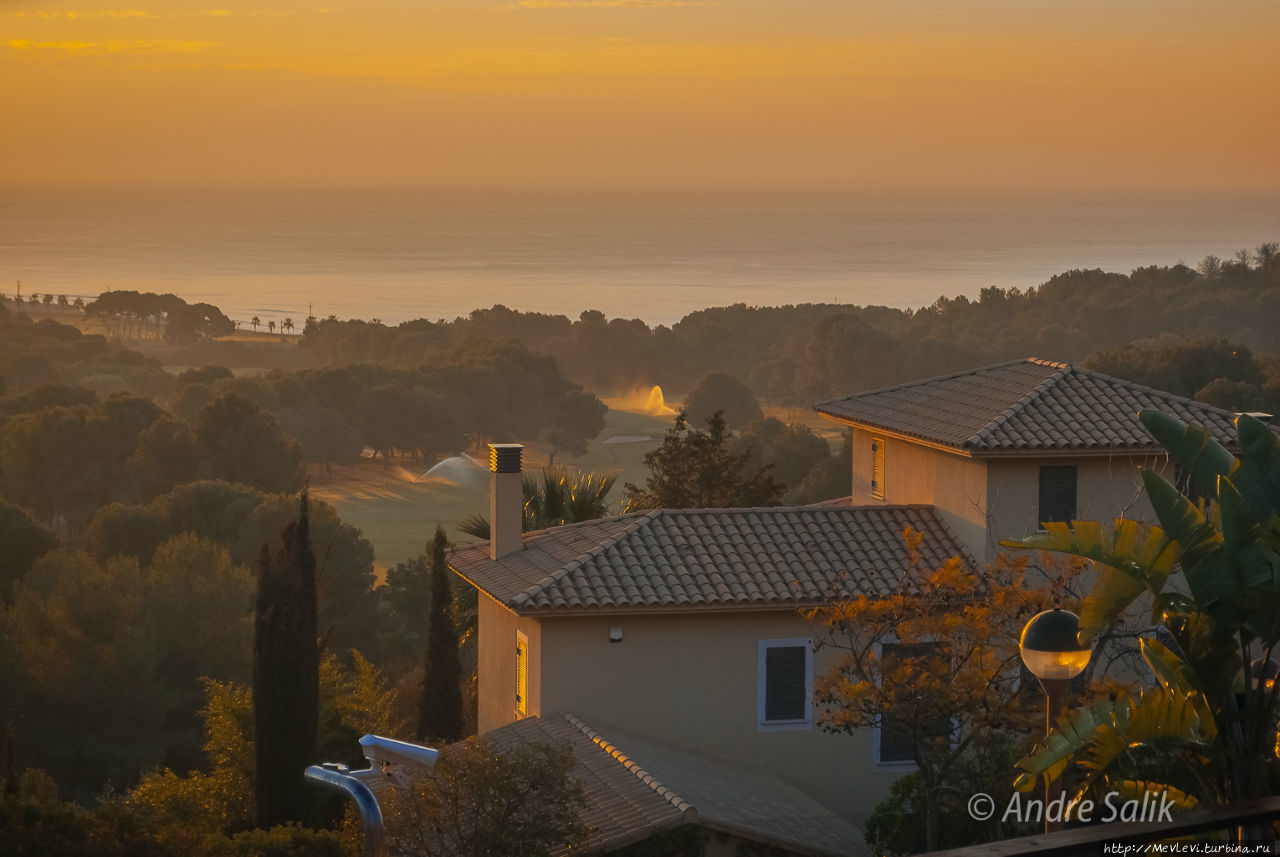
[[2, 186, 1278, 328]]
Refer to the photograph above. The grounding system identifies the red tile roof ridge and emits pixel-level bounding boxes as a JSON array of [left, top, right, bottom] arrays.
[[966, 359, 1072, 447], [561, 713, 697, 820]]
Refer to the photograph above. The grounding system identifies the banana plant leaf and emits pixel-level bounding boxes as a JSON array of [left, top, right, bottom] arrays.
[[1014, 686, 1217, 794], [1013, 696, 1118, 792], [1142, 637, 1200, 694], [1141, 469, 1222, 572], [1001, 518, 1178, 642], [1232, 414, 1280, 528], [1219, 480, 1280, 588], [1160, 610, 1243, 707], [1110, 779, 1200, 812], [1139, 409, 1238, 502]]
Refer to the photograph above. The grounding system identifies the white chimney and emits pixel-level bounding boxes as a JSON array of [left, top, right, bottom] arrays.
[[488, 443, 524, 560]]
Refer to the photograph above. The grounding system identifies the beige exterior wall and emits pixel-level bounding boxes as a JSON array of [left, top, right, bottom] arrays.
[[536, 610, 905, 825], [849, 426, 990, 561], [477, 592, 543, 735], [847, 422, 1179, 562], [984, 454, 1172, 548]]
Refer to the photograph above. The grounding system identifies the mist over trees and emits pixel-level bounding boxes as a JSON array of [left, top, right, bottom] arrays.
[[292, 246, 1279, 402], [0, 245, 1276, 850]]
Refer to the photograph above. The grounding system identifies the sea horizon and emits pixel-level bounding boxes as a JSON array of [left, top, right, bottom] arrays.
[[4, 185, 1278, 329]]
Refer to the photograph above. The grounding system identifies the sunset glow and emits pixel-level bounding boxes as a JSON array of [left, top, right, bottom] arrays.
[[4, 0, 1277, 189]]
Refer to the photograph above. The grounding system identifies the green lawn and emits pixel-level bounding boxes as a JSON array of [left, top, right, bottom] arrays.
[[311, 400, 843, 575], [313, 406, 677, 574]]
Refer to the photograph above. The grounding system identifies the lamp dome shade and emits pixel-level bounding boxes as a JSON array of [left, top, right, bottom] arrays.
[[1019, 609, 1091, 680]]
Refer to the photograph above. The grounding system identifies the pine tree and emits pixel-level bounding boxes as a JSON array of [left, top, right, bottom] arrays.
[[253, 492, 319, 828], [417, 526, 464, 743]]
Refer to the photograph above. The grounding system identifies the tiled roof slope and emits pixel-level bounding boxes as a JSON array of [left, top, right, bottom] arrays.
[[485, 715, 689, 854], [487, 714, 868, 857], [813, 357, 1260, 454], [449, 505, 967, 614]]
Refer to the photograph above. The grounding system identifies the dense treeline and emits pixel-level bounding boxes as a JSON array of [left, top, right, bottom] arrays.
[[167, 339, 607, 467], [0, 303, 173, 398], [0, 246, 1276, 850], [296, 245, 1280, 401], [84, 291, 236, 343], [1085, 337, 1280, 415]]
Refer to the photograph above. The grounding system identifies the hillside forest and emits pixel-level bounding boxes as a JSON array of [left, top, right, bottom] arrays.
[[0, 244, 1277, 853]]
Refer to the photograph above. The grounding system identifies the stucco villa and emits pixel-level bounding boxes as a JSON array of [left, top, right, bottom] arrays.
[[814, 357, 1248, 562], [447, 357, 1267, 855]]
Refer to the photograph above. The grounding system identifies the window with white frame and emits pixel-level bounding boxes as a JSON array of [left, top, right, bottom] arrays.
[[758, 638, 812, 731], [871, 437, 886, 499], [515, 630, 528, 717], [876, 641, 953, 765]]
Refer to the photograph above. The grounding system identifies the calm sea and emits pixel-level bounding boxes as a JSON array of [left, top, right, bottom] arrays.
[[2, 187, 1277, 328]]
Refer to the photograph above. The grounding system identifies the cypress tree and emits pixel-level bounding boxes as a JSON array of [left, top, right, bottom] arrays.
[[417, 526, 464, 743], [253, 491, 319, 828], [4, 724, 18, 798]]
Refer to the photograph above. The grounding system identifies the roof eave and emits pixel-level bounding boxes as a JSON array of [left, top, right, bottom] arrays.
[[515, 600, 833, 619], [812, 413, 1243, 459], [448, 565, 523, 616], [811, 414, 976, 457]]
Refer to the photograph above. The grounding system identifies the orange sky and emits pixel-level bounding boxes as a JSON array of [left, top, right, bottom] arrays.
[[3, 0, 1278, 190]]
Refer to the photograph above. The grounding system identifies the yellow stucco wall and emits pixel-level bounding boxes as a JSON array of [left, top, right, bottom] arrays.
[[536, 609, 906, 824], [477, 591, 542, 734], [847, 423, 1178, 562], [849, 427, 990, 560]]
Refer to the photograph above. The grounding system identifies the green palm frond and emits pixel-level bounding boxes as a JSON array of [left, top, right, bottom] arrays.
[[460, 467, 618, 539], [456, 514, 491, 540], [1001, 518, 1178, 642], [1230, 414, 1280, 528], [1137, 410, 1236, 502], [1014, 686, 1217, 795]]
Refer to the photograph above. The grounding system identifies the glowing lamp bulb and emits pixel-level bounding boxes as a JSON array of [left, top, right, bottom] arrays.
[[1020, 609, 1091, 681]]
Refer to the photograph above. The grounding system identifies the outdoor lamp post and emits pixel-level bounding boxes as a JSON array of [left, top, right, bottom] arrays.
[[1020, 608, 1092, 833]]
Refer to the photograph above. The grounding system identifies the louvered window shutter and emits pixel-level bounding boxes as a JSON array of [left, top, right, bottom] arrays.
[[878, 716, 917, 763], [1037, 465, 1077, 526], [764, 646, 806, 721], [878, 643, 952, 764], [871, 438, 885, 499], [515, 633, 528, 716]]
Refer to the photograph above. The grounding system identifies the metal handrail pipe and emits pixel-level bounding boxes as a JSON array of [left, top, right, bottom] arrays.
[[304, 764, 386, 857]]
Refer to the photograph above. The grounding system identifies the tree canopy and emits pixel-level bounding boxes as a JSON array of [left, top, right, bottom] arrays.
[[623, 411, 784, 510], [807, 538, 1082, 851], [683, 371, 762, 429]]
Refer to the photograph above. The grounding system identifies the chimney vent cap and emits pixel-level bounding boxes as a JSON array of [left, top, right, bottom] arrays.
[[488, 443, 524, 474]]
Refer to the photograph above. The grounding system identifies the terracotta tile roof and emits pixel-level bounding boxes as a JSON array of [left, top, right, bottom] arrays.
[[449, 505, 968, 614], [813, 357, 1263, 454], [484, 714, 688, 854], [487, 713, 869, 857]]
